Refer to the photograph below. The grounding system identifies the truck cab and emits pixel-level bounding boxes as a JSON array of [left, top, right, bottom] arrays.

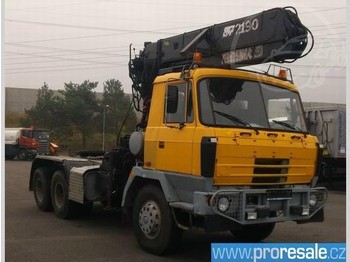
[[112, 65, 327, 255], [144, 68, 317, 186]]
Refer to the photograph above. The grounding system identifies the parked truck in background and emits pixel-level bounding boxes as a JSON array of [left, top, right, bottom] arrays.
[[304, 102, 346, 182], [29, 7, 327, 255], [5, 127, 52, 160]]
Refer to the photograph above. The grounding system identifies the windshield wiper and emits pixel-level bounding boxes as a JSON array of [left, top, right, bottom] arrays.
[[213, 110, 259, 135], [272, 120, 307, 137]]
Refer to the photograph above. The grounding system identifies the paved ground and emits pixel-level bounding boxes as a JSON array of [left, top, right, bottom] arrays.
[[5, 160, 346, 262]]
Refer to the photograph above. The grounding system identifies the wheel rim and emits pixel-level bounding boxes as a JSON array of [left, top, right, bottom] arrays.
[[54, 183, 65, 209], [138, 200, 161, 239], [35, 179, 44, 202]]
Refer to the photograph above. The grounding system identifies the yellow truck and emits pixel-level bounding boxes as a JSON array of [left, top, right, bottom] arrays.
[[29, 7, 327, 255]]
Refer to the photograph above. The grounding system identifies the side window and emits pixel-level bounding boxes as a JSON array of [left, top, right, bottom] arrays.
[[165, 83, 193, 123]]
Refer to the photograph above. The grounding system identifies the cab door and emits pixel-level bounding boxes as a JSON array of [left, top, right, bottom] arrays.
[[155, 81, 195, 175], [19, 129, 36, 149]]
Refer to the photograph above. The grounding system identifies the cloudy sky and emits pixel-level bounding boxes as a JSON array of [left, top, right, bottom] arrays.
[[4, 0, 346, 103]]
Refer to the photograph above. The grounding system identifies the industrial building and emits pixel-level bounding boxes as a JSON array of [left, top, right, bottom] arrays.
[[5, 87, 104, 114]]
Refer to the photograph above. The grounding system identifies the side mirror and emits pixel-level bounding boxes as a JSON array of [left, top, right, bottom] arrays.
[[166, 85, 178, 114]]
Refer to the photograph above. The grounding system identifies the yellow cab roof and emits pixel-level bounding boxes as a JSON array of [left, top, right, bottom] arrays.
[[154, 67, 299, 92]]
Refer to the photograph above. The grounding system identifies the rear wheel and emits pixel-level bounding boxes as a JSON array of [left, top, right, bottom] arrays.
[[51, 170, 78, 219], [33, 167, 52, 211], [230, 223, 275, 242], [132, 184, 182, 255]]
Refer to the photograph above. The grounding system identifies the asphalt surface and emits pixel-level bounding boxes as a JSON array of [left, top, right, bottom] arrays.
[[5, 160, 346, 262]]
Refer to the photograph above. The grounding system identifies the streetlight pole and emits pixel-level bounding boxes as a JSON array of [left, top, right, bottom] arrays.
[[102, 105, 109, 151]]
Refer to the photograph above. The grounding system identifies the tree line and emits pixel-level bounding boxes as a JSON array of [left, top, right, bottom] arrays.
[[19, 79, 137, 152]]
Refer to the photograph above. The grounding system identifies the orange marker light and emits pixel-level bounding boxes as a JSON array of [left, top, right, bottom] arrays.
[[193, 51, 203, 63], [278, 69, 287, 80]]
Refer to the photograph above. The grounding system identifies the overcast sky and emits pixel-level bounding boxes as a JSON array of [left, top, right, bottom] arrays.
[[4, 0, 346, 103]]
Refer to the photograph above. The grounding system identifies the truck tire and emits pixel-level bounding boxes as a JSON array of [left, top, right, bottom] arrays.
[[51, 170, 78, 219], [132, 184, 182, 255], [33, 167, 52, 211], [230, 223, 275, 242]]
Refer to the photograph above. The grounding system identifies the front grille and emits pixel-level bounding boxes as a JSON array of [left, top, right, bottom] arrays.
[[252, 158, 289, 184], [37, 141, 49, 154]]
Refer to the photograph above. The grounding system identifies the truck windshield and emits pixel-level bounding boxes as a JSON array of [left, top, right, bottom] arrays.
[[33, 131, 50, 140], [198, 77, 307, 132]]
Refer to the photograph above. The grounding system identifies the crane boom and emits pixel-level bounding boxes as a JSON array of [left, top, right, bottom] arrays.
[[129, 6, 313, 126]]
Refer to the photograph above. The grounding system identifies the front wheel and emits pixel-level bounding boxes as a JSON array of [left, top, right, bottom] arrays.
[[230, 223, 275, 242], [132, 184, 182, 255]]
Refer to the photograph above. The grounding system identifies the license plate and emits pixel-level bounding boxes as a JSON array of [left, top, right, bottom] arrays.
[[266, 189, 292, 200]]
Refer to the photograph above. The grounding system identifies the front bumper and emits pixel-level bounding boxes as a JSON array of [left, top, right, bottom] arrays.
[[193, 187, 327, 225]]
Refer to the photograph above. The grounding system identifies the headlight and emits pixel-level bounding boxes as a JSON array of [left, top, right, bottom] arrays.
[[310, 194, 317, 206], [218, 197, 230, 212]]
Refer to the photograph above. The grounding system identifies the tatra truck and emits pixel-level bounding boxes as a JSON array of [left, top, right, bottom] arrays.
[[29, 7, 327, 255]]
